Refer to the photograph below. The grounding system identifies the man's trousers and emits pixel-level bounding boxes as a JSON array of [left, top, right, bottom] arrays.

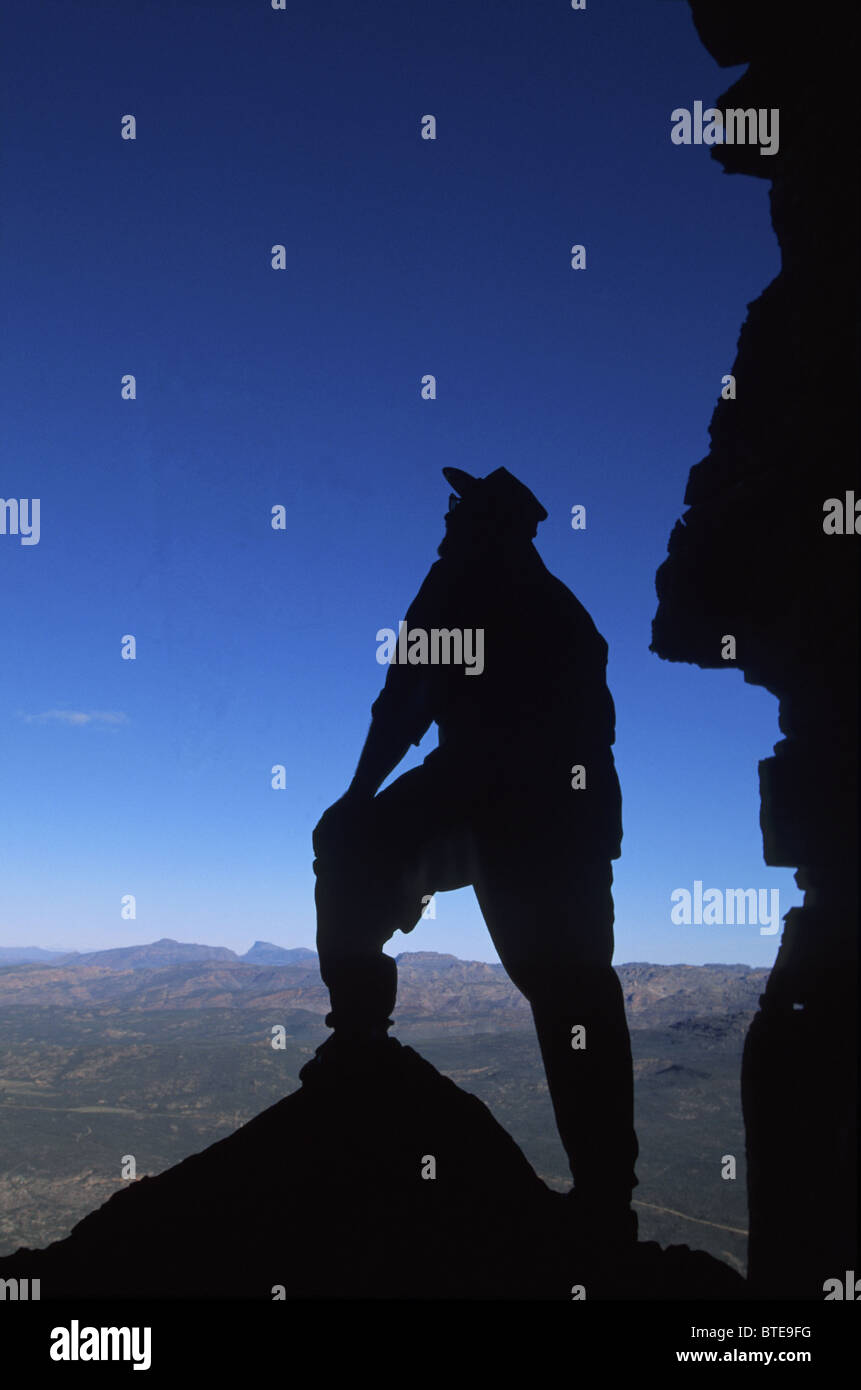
[[313, 750, 638, 1204]]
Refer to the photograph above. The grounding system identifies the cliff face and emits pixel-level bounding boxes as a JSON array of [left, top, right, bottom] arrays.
[[652, 1, 859, 1296]]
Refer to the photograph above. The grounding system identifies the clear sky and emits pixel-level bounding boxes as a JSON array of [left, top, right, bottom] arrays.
[[0, 0, 793, 966]]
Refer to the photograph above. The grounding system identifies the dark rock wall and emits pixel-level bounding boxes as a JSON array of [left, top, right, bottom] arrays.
[[652, 1, 859, 1296]]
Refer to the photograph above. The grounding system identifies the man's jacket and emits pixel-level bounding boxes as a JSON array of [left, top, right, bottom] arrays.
[[370, 540, 623, 858]]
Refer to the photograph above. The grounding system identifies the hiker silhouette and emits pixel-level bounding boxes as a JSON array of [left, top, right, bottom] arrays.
[[310, 466, 639, 1241]]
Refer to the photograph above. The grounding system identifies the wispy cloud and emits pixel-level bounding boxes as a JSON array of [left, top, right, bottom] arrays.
[[21, 710, 129, 727]]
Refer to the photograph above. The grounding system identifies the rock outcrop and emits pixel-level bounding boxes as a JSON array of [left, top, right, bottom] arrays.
[[0, 1041, 744, 1300], [652, 0, 859, 1296]]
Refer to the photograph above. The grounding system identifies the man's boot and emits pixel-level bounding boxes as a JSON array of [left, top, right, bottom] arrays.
[[300, 954, 400, 1084]]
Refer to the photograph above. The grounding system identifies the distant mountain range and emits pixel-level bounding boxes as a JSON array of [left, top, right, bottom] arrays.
[[0, 938, 317, 969], [242, 941, 317, 966], [0, 946, 68, 965], [0, 939, 768, 1033]]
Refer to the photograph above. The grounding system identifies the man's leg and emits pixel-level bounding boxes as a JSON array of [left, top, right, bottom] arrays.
[[472, 826, 638, 1224], [314, 831, 399, 1038], [313, 759, 472, 1039], [528, 963, 638, 1209]]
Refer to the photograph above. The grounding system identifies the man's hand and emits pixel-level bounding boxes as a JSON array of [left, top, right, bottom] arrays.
[[312, 712, 413, 857]]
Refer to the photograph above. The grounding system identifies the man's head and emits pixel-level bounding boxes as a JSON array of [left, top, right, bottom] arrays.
[[438, 466, 548, 556]]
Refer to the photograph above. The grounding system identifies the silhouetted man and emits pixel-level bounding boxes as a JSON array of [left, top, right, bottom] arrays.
[[309, 467, 638, 1245]]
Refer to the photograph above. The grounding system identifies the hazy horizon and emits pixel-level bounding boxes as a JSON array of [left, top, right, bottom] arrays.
[[0, 934, 768, 972]]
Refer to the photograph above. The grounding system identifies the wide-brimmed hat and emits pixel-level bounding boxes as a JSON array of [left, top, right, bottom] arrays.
[[442, 466, 548, 533]]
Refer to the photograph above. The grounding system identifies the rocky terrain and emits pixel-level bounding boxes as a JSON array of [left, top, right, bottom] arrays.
[[0, 1037, 746, 1301], [0, 942, 762, 1275]]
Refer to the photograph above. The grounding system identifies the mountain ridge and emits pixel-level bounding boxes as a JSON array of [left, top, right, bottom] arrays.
[[0, 946, 769, 1033]]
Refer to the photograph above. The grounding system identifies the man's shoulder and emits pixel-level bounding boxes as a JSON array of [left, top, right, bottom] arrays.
[[532, 563, 608, 649], [410, 550, 609, 648]]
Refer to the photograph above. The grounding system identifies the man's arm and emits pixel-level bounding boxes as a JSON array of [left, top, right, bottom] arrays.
[[312, 670, 432, 852], [346, 564, 448, 795], [314, 563, 445, 852], [347, 716, 416, 799], [346, 642, 436, 795]]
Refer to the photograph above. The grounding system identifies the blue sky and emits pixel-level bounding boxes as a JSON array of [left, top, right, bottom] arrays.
[[0, 0, 793, 966]]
